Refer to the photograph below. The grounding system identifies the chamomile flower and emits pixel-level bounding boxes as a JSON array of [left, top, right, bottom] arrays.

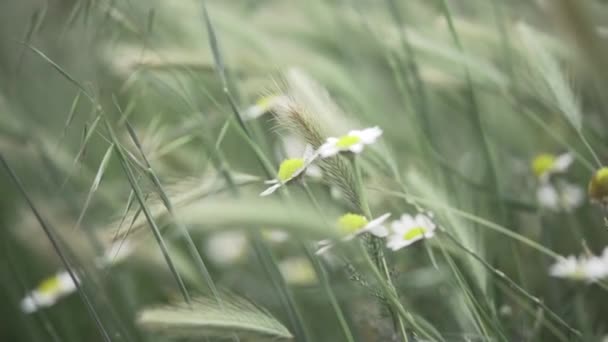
[[20, 271, 78, 313], [278, 257, 317, 285], [205, 231, 248, 266], [531, 152, 574, 182], [318, 127, 383, 158], [338, 213, 391, 239], [243, 94, 289, 120], [263, 229, 290, 244], [387, 213, 436, 251], [588, 167, 608, 204], [278, 134, 322, 179], [260, 146, 318, 196], [536, 181, 584, 212], [316, 213, 391, 254], [549, 253, 608, 282]]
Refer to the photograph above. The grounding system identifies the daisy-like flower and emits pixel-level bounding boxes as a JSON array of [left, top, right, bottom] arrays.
[[278, 257, 317, 285], [318, 127, 382, 158], [262, 229, 290, 244], [588, 167, 608, 204], [536, 181, 584, 212], [531, 152, 574, 182], [205, 231, 248, 266], [316, 213, 391, 254], [549, 253, 608, 282], [260, 146, 318, 196], [20, 271, 78, 313], [387, 213, 436, 251], [338, 212, 391, 239], [243, 94, 289, 120]]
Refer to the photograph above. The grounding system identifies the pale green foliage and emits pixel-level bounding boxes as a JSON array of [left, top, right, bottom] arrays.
[[137, 294, 293, 340]]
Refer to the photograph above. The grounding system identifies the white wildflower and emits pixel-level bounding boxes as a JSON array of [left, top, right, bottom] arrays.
[[531, 152, 574, 182], [243, 94, 289, 120], [20, 271, 78, 314], [318, 127, 382, 158], [205, 231, 248, 266], [278, 135, 322, 179], [278, 257, 317, 285], [260, 145, 318, 196], [549, 252, 608, 282], [537, 181, 584, 212], [316, 213, 391, 254], [387, 213, 436, 251], [263, 229, 289, 244]]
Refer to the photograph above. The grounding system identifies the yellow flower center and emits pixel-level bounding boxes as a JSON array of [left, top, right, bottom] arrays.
[[403, 227, 426, 241], [338, 213, 368, 233], [588, 166, 608, 201], [336, 135, 361, 148], [532, 154, 556, 177], [277, 158, 305, 182], [37, 276, 61, 295], [596, 167, 608, 184]]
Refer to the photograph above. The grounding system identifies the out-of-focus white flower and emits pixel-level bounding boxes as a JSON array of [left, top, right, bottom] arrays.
[[316, 213, 390, 254], [96, 239, 134, 268], [318, 127, 382, 158], [243, 94, 289, 120], [205, 231, 248, 266], [263, 229, 289, 244], [260, 146, 319, 196], [278, 257, 317, 285], [387, 213, 436, 251], [537, 181, 584, 212], [531, 152, 573, 182], [549, 252, 608, 282], [338, 213, 391, 239], [20, 271, 78, 314]]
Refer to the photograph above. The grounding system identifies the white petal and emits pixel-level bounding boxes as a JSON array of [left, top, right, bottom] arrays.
[[243, 106, 265, 120], [264, 179, 279, 185], [319, 145, 340, 158], [206, 231, 248, 265], [260, 183, 282, 196], [561, 182, 584, 210], [348, 143, 365, 154], [366, 213, 391, 228], [56, 271, 77, 294], [20, 296, 37, 314], [415, 214, 435, 231], [358, 126, 383, 144], [537, 184, 559, 210], [369, 225, 389, 237], [305, 165, 323, 179], [553, 153, 574, 173], [302, 144, 315, 160], [387, 235, 415, 251]]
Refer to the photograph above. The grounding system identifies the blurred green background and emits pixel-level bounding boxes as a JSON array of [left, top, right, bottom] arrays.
[[2, 0, 608, 341]]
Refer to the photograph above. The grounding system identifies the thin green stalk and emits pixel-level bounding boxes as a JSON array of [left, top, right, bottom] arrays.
[[123, 121, 222, 302], [375, 187, 561, 259], [351, 156, 408, 341], [356, 242, 444, 341], [301, 184, 356, 342], [103, 119, 192, 304], [440, 229, 581, 338], [0, 155, 112, 342]]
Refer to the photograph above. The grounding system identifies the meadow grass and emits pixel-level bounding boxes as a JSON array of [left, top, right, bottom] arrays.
[[2, 1, 608, 341]]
